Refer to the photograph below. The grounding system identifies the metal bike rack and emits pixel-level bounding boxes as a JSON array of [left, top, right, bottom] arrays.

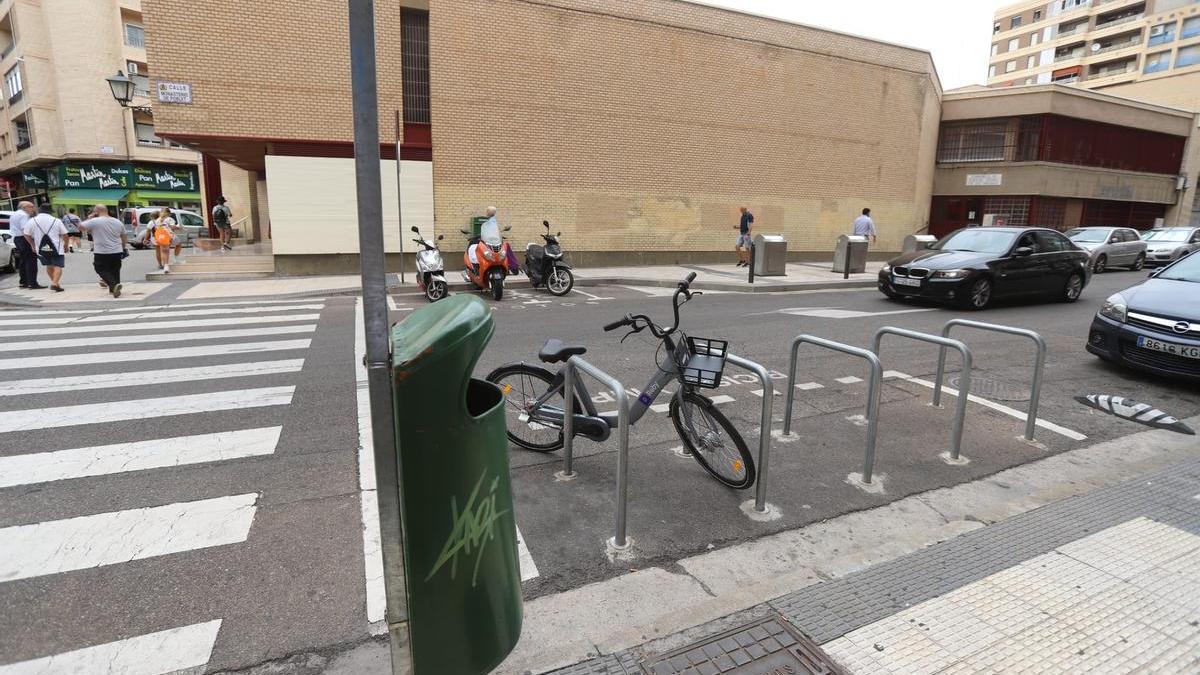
[[933, 319, 1047, 443], [873, 327, 974, 462], [783, 336, 885, 483], [726, 354, 775, 514], [562, 356, 632, 551]]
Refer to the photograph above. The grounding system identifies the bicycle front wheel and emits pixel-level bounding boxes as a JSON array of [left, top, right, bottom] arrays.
[[670, 391, 756, 489], [486, 364, 581, 453]]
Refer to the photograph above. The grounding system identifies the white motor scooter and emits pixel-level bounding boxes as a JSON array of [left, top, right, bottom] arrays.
[[410, 226, 448, 302]]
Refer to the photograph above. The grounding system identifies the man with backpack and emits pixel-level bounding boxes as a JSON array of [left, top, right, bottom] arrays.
[[25, 203, 68, 292], [212, 196, 233, 250], [10, 201, 43, 289]]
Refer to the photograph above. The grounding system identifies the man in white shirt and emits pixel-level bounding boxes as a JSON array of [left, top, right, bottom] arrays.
[[25, 203, 68, 292], [81, 204, 129, 298], [852, 207, 877, 244], [9, 201, 42, 289]]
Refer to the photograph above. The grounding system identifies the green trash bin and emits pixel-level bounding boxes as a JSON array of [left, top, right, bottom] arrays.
[[391, 294, 523, 674], [469, 216, 489, 238]]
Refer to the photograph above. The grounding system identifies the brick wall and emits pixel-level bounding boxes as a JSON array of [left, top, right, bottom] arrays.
[[142, 0, 406, 144], [428, 0, 942, 253]]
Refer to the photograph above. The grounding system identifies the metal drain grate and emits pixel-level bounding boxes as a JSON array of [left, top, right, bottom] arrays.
[[639, 615, 845, 675], [949, 375, 1030, 402]]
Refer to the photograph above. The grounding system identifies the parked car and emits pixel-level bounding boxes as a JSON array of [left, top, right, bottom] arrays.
[[1087, 250, 1200, 381], [878, 226, 1091, 310], [1064, 227, 1147, 273], [121, 208, 207, 248], [1140, 227, 1200, 266], [0, 210, 17, 273]]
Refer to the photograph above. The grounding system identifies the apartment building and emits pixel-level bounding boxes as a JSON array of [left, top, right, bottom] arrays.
[[142, 0, 943, 273], [988, 0, 1200, 90], [931, 84, 1195, 236], [0, 0, 200, 214]]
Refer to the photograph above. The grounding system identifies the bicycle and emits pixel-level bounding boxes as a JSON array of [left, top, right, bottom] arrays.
[[486, 273, 756, 489]]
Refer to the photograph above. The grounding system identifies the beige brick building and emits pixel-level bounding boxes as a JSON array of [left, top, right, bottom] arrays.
[[0, 0, 201, 215], [142, 0, 942, 272]]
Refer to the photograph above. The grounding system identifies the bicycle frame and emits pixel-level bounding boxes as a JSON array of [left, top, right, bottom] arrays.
[[524, 335, 684, 442]]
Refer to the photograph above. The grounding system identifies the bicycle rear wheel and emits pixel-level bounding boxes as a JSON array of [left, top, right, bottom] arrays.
[[670, 391, 756, 489], [486, 364, 581, 452]]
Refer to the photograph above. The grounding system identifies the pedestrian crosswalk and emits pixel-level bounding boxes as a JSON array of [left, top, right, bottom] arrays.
[[0, 299, 326, 673]]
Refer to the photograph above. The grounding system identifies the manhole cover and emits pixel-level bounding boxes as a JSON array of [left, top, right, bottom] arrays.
[[639, 615, 845, 675], [949, 376, 1029, 402]]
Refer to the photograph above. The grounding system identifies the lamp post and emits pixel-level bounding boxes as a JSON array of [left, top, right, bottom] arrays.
[[105, 70, 152, 160]]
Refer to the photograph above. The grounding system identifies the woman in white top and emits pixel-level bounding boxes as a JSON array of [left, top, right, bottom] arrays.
[[144, 207, 181, 273]]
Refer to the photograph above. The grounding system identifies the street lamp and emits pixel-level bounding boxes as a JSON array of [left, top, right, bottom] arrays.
[[105, 70, 152, 114]]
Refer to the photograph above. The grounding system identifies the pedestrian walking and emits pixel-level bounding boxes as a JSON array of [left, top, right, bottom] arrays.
[[735, 207, 754, 267], [80, 204, 128, 298], [26, 203, 68, 292], [62, 208, 83, 252], [853, 208, 877, 244], [144, 207, 181, 273], [10, 201, 43, 289], [212, 196, 234, 250]]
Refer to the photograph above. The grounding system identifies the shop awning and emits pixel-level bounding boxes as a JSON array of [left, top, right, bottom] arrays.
[[52, 188, 129, 205], [128, 190, 202, 203]]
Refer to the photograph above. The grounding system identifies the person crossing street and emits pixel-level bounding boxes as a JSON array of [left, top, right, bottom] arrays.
[[25, 203, 68, 293], [80, 204, 129, 298], [10, 201, 43, 290]]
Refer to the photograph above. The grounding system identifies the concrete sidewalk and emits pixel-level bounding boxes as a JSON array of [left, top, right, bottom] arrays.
[[0, 260, 883, 306]]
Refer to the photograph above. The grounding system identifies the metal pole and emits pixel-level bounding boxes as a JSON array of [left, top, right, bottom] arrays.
[[933, 344, 948, 408], [727, 354, 772, 513], [843, 244, 851, 280], [613, 383, 630, 548], [563, 364, 576, 477], [395, 110, 405, 285], [748, 243, 756, 284], [1027, 337, 1046, 441], [349, 2, 409, 673]]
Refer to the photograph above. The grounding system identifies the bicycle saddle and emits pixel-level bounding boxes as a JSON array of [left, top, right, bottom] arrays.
[[539, 338, 587, 364]]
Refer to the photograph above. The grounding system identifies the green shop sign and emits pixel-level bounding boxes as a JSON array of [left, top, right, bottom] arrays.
[[50, 164, 198, 192], [21, 169, 48, 188]]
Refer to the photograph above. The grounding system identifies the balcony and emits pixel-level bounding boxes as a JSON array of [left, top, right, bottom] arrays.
[[1056, 50, 1086, 62], [1057, 25, 1086, 38], [1089, 38, 1142, 55], [1095, 14, 1143, 30]]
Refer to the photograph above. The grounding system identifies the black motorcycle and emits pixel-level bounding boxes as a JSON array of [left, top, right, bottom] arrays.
[[523, 220, 574, 296]]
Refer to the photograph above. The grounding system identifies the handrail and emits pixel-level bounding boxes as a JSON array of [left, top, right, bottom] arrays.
[[934, 320, 1047, 443], [725, 354, 774, 514], [873, 327, 973, 462], [563, 356, 632, 551], [784, 336, 884, 484]]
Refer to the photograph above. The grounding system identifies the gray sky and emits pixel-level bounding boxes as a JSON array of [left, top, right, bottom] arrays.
[[693, 0, 1013, 90]]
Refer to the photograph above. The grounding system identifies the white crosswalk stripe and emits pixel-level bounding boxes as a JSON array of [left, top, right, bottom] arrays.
[[0, 324, 316, 352], [0, 387, 295, 433], [0, 620, 223, 675], [0, 427, 283, 488], [0, 339, 311, 371], [0, 300, 325, 672], [0, 360, 305, 397], [0, 494, 259, 583], [0, 313, 321, 338]]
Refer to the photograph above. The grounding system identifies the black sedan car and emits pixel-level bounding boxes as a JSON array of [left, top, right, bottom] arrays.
[[878, 227, 1091, 310], [1087, 250, 1200, 380]]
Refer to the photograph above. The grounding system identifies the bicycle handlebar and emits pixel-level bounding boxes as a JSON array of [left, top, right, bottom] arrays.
[[604, 273, 696, 339], [603, 317, 632, 332]]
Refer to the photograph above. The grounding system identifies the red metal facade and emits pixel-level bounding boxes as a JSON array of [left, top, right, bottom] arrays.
[[1040, 115, 1185, 175]]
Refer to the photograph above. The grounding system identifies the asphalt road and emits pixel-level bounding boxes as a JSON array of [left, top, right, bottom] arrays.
[[0, 269, 1195, 673]]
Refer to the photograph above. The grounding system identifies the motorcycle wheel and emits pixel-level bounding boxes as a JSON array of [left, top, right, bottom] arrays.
[[546, 266, 574, 296], [426, 279, 447, 302], [491, 275, 504, 301]]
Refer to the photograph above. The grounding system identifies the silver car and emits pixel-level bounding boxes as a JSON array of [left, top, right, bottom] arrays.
[[1064, 227, 1148, 273], [1142, 227, 1200, 267]]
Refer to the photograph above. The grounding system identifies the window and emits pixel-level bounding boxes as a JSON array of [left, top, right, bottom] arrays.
[[1028, 55, 1037, 69], [1009, 38, 1020, 51], [135, 121, 162, 145], [1034, 9, 1043, 20], [1149, 22, 1176, 47], [992, 43, 999, 56], [1146, 51, 1171, 73], [180, 212, 203, 228], [1178, 45, 1200, 68], [0, 13, 15, 58], [1012, 16, 1023, 29], [14, 116, 29, 150], [1031, 32, 1039, 46], [4, 64, 21, 101], [1033, 230, 1072, 252], [994, 23, 1001, 34], [1006, 60, 1017, 73], [124, 23, 144, 48], [400, 9, 430, 124], [989, 64, 998, 77], [1184, 16, 1200, 39], [937, 120, 1009, 163]]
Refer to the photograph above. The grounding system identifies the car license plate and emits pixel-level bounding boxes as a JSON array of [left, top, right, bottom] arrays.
[[1138, 336, 1200, 360], [893, 276, 922, 288]]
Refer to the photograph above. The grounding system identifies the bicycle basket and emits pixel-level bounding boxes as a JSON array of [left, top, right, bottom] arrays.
[[675, 335, 728, 389]]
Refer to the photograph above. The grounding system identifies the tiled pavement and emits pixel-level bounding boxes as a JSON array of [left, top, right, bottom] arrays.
[[549, 457, 1200, 674]]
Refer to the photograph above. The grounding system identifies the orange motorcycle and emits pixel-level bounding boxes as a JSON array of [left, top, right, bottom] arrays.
[[460, 220, 516, 301]]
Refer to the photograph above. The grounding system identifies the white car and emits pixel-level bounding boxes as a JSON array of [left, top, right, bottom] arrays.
[[1141, 227, 1200, 267], [0, 210, 18, 273], [121, 208, 207, 248]]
